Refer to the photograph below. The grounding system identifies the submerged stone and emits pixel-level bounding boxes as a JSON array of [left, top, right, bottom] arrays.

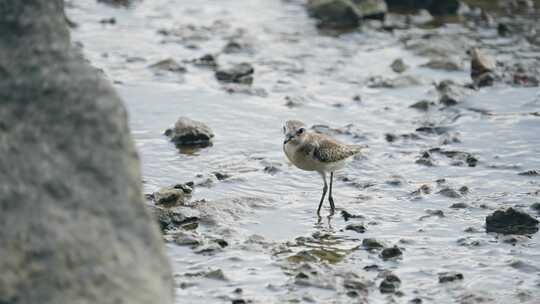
[[380, 246, 402, 260], [379, 273, 401, 293], [438, 272, 464, 283], [345, 223, 367, 233], [165, 117, 214, 147], [486, 208, 539, 235]]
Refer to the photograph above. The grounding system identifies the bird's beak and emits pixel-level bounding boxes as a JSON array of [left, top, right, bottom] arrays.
[[283, 134, 292, 144]]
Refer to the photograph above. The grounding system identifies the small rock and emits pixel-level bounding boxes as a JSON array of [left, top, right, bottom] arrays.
[[153, 187, 188, 206], [213, 172, 230, 181], [363, 264, 380, 271], [426, 209, 445, 217], [147, 205, 198, 232], [190, 54, 218, 68], [149, 58, 187, 73], [379, 273, 401, 293], [215, 63, 254, 85], [205, 269, 227, 281], [99, 17, 116, 25], [368, 75, 425, 88], [345, 223, 366, 233], [341, 210, 364, 221], [380, 246, 402, 260], [421, 58, 462, 71], [450, 202, 469, 209], [518, 170, 540, 176], [486, 208, 539, 235], [437, 187, 461, 198], [165, 117, 214, 147], [231, 300, 246, 304], [391, 58, 408, 73], [410, 297, 423, 304], [362, 238, 385, 250], [438, 272, 463, 283], [174, 231, 201, 247], [411, 184, 432, 196], [531, 203, 540, 213], [307, 0, 361, 28], [409, 100, 434, 111], [437, 80, 473, 106], [343, 272, 370, 293], [471, 48, 496, 87]]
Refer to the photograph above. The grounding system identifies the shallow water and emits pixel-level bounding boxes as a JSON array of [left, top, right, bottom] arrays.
[[68, 1, 540, 303]]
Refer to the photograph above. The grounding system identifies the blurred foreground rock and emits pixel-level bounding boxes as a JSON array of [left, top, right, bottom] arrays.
[[0, 1, 173, 303]]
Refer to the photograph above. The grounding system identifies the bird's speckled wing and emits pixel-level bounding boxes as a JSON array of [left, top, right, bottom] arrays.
[[312, 134, 360, 163]]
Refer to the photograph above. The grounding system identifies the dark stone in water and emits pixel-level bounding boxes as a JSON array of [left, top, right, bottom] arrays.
[[438, 81, 472, 106], [364, 264, 380, 271], [410, 298, 423, 304], [518, 170, 540, 176], [471, 48, 496, 88], [165, 117, 214, 147], [215, 63, 254, 85], [531, 203, 540, 213], [362, 238, 385, 250], [379, 273, 401, 293], [380, 246, 402, 260], [485, 208, 539, 235], [390, 58, 408, 73], [438, 272, 463, 283], [307, 0, 387, 29], [346, 223, 366, 233], [409, 100, 434, 111], [213, 172, 230, 181], [341, 210, 364, 221], [149, 58, 187, 73], [148, 205, 198, 232], [386, 0, 460, 15], [190, 54, 218, 68], [437, 187, 461, 198], [450, 202, 469, 209], [232, 300, 246, 304], [307, 0, 361, 29]]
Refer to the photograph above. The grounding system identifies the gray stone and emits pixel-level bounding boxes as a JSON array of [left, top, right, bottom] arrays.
[[0, 1, 173, 303], [438, 272, 463, 283], [470, 48, 496, 87], [307, 0, 362, 28], [153, 187, 188, 206], [437, 80, 473, 106], [148, 58, 187, 73], [379, 273, 401, 293], [165, 117, 214, 147], [215, 63, 254, 85], [390, 58, 408, 73], [421, 58, 463, 71], [380, 246, 402, 260]]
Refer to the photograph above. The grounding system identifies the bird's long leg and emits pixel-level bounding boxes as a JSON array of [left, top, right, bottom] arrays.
[[328, 171, 335, 214], [317, 172, 328, 216]]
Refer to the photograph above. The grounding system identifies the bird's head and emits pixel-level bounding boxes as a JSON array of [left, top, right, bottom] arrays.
[[283, 120, 307, 145]]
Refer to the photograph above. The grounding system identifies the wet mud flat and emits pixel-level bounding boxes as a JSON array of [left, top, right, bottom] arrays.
[[67, 0, 540, 303]]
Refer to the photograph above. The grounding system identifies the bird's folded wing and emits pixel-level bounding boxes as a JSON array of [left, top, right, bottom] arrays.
[[313, 137, 357, 163]]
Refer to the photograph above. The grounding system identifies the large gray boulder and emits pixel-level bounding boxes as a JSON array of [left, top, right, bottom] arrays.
[[0, 1, 174, 304]]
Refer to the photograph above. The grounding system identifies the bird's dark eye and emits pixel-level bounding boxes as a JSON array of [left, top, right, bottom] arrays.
[[297, 128, 305, 135]]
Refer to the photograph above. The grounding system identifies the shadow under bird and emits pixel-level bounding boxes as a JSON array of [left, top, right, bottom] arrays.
[[282, 120, 367, 216]]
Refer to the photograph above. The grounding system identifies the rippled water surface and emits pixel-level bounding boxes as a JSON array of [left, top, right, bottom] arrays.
[[68, 1, 540, 303]]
